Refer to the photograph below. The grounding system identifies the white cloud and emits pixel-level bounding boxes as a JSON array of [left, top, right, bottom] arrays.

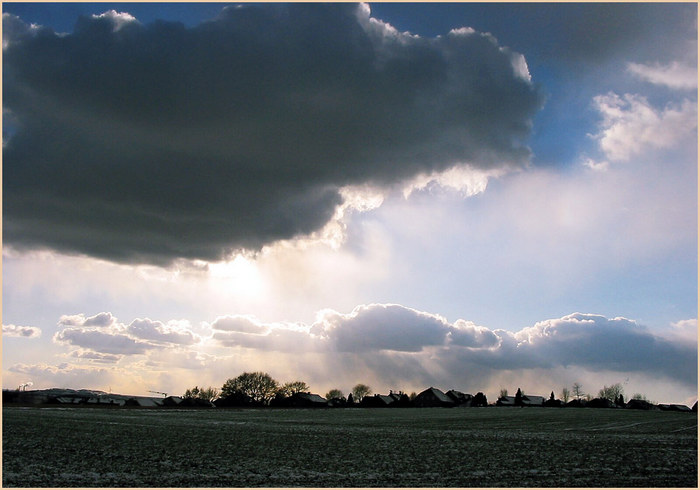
[[401, 165, 501, 199], [70, 350, 123, 363], [661, 318, 698, 344], [2, 323, 41, 338], [53, 312, 202, 356], [591, 92, 697, 162], [126, 318, 200, 346], [312, 304, 452, 352], [627, 61, 697, 90], [59, 312, 117, 328], [14, 306, 696, 403], [8, 362, 110, 381], [131, 306, 699, 390], [581, 157, 610, 172], [211, 315, 269, 334], [91, 10, 138, 32], [54, 328, 152, 355]]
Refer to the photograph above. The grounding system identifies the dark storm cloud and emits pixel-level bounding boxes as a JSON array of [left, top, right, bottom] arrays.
[[3, 4, 542, 265], [506, 3, 697, 64]]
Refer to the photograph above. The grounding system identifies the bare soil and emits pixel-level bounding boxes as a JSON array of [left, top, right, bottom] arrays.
[[3, 406, 697, 487]]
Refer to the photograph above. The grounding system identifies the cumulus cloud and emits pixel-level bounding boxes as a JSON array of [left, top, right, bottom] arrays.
[[70, 349, 123, 363], [312, 303, 492, 352], [201, 304, 696, 388], [9, 362, 109, 378], [53, 312, 201, 355], [627, 61, 697, 90], [55, 328, 152, 355], [59, 312, 117, 328], [126, 318, 200, 346], [211, 315, 270, 334], [591, 92, 697, 162], [3, 4, 542, 265], [3, 323, 42, 338], [35, 306, 697, 400]]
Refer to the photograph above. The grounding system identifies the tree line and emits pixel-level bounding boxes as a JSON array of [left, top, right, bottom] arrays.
[[182, 372, 377, 405], [499, 381, 653, 406], [183, 373, 650, 408]]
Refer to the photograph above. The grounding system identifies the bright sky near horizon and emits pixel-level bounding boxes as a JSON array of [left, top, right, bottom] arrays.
[[2, 2, 697, 405]]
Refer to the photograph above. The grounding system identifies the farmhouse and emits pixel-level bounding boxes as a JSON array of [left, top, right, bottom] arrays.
[[658, 404, 693, 412], [625, 399, 657, 410], [587, 397, 616, 408], [413, 387, 455, 407], [360, 394, 395, 407], [272, 392, 327, 408], [497, 394, 545, 407], [446, 390, 473, 406], [124, 396, 163, 407]]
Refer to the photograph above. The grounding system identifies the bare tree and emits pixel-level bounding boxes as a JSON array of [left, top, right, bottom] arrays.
[[598, 383, 624, 403], [221, 372, 279, 404], [561, 387, 570, 403], [499, 388, 508, 399], [572, 382, 584, 400], [631, 393, 651, 402], [352, 383, 372, 401]]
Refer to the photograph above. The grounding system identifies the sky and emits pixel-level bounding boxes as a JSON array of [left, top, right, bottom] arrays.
[[2, 2, 697, 405]]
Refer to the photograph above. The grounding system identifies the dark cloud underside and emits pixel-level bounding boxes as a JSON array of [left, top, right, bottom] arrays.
[[4, 4, 542, 264]]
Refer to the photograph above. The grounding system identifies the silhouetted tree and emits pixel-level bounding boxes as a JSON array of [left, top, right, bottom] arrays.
[[550, 391, 555, 401], [472, 392, 488, 407], [347, 393, 354, 405], [598, 383, 624, 403], [222, 372, 279, 405], [183, 386, 220, 402], [352, 383, 372, 402], [561, 387, 570, 403], [631, 393, 655, 404], [499, 388, 508, 399], [277, 381, 309, 397], [325, 389, 344, 400], [515, 388, 523, 407], [572, 382, 584, 400]]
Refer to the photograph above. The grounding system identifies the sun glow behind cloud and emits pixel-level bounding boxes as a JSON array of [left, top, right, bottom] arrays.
[[207, 255, 265, 301]]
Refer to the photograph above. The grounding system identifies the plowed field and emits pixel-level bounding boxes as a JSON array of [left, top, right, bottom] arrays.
[[3, 406, 697, 487]]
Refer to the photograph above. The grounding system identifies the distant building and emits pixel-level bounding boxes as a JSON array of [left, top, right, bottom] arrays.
[[359, 394, 396, 408], [271, 392, 327, 408], [497, 394, 544, 407], [413, 387, 455, 408], [445, 390, 473, 406], [124, 396, 163, 407], [214, 392, 258, 407], [658, 404, 692, 412]]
